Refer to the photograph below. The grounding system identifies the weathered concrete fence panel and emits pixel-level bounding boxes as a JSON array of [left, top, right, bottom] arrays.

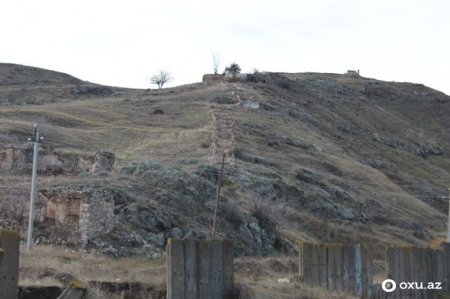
[[0, 229, 20, 299], [166, 239, 234, 299], [299, 241, 373, 298], [299, 241, 450, 298], [386, 245, 450, 299]]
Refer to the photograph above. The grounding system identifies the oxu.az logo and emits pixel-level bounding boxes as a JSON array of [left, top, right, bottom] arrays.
[[382, 279, 443, 292]]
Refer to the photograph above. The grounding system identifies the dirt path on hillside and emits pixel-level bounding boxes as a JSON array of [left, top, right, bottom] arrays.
[[208, 83, 242, 172]]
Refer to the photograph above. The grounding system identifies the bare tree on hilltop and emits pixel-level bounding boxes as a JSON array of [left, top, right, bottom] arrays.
[[213, 53, 220, 74], [150, 70, 172, 89]]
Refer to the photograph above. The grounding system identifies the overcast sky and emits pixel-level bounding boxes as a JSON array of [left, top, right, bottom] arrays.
[[2, 0, 449, 94]]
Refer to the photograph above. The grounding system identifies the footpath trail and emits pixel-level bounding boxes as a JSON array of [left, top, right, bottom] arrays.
[[209, 83, 243, 172]]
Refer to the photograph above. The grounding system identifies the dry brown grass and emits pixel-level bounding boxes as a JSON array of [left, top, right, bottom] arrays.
[[430, 236, 447, 249], [20, 245, 359, 298], [0, 84, 215, 163], [19, 244, 165, 287], [234, 256, 353, 299]]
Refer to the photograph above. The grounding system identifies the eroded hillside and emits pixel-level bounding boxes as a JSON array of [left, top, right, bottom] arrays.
[[1, 63, 449, 256]]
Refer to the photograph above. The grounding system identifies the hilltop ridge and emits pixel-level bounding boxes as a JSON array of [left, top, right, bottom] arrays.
[[0, 63, 133, 106], [0, 63, 83, 85]]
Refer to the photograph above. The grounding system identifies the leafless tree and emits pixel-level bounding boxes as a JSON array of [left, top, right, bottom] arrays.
[[213, 53, 220, 74], [150, 70, 172, 89]]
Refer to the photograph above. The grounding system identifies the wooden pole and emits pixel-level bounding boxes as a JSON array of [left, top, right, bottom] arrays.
[[211, 153, 225, 239]]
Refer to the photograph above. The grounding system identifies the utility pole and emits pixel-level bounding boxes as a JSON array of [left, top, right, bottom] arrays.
[[211, 153, 225, 240], [27, 124, 43, 250]]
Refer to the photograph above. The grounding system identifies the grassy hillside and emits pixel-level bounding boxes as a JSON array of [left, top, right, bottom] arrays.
[[1, 64, 450, 256]]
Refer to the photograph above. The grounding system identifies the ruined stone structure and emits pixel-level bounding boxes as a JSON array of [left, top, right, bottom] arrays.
[[346, 70, 360, 77], [202, 74, 225, 82], [77, 150, 116, 174], [0, 144, 115, 175], [18, 189, 117, 245], [48, 190, 115, 244], [91, 150, 115, 174], [78, 197, 116, 244], [44, 192, 88, 227], [0, 144, 64, 174]]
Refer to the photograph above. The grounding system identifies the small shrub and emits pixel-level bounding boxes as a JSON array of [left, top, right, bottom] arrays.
[[152, 109, 164, 115], [224, 63, 241, 78], [276, 80, 290, 89], [134, 163, 147, 176], [251, 204, 278, 234], [200, 141, 210, 148], [222, 201, 245, 229], [232, 148, 279, 167], [144, 160, 162, 173], [245, 74, 258, 83], [119, 166, 136, 176]]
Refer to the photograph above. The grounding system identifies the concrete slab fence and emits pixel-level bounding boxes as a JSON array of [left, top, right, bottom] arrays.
[[0, 229, 20, 299], [166, 238, 234, 299], [299, 241, 373, 298], [381, 245, 450, 299], [300, 241, 450, 299]]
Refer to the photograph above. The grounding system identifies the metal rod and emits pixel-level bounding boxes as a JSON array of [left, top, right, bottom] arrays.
[[211, 152, 226, 240], [27, 125, 40, 250]]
